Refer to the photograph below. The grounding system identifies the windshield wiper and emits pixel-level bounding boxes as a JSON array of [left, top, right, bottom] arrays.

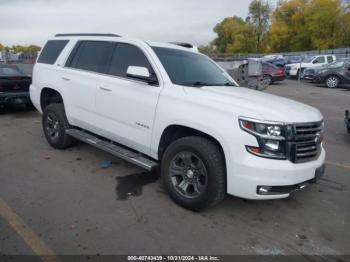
[[179, 81, 235, 87], [181, 81, 216, 87]]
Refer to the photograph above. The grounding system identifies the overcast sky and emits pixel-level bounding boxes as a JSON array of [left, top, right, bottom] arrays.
[[0, 0, 278, 47]]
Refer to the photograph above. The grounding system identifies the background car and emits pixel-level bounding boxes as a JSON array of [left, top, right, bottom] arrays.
[[262, 62, 285, 84], [263, 55, 302, 68], [312, 59, 350, 88], [285, 55, 336, 78], [0, 64, 32, 107]]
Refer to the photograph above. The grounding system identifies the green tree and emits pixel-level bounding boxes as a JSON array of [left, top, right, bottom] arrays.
[[341, 11, 350, 46], [267, 0, 347, 51], [305, 0, 344, 49], [26, 45, 41, 53], [213, 16, 256, 53], [267, 0, 309, 52], [247, 0, 271, 52]]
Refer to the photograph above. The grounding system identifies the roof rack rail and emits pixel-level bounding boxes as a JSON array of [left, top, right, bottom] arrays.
[[170, 42, 194, 48], [55, 33, 121, 37]]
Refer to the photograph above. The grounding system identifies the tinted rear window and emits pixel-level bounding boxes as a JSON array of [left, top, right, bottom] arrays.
[[37, 40, 68, 64], [263, 62, 273, 69], [108, 43, 155, 78], [67, 41, 114, 73]]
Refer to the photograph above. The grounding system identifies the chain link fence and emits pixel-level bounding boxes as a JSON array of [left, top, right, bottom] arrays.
[[207, 47, 350, 61]]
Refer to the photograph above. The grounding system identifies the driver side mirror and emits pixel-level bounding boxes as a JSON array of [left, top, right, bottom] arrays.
[[126, 66, 158, 85]]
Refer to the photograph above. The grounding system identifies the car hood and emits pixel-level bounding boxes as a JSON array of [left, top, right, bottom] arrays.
[[185, 86, 323, 123], [304, 65, 326, 72], [286, 62, 314, 68]]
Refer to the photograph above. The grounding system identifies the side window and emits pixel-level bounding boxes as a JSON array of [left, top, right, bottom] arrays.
[[108, 43, 155, 79], [37, 40, 69, 64], [327, 56, 334, 63], [313, 57, 325, 64], [67, 41, 114, 73]]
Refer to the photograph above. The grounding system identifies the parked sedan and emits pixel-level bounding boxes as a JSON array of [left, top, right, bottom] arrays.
[[262, 62, 285, 84], [312, 59, 350, 88], [0, 64, 32, 107]]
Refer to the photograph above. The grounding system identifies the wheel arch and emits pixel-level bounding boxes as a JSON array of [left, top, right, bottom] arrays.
[[325, 74, 343, 82], [40, 87, 64, 111], [157, 124, 227, 170]]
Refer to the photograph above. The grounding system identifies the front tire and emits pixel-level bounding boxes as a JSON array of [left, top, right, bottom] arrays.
[[42, 103, 75, 149], [161, 136, 226, 211], [325, 75, 340, 88]]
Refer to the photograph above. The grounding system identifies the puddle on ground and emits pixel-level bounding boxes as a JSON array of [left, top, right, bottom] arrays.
[[115, 169, 159, 200]]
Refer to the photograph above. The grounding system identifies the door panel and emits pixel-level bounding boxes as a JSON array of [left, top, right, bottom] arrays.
[[344, 65, 350, 83], [62, 40, 114, 132], [62, 69, 98, 131], [94, 42, 161, 155], [95, 76, 161, 154]]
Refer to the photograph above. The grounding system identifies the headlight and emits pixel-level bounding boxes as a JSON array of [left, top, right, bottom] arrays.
[[239, 118, 287, 159], [291, 65, 298, 70]]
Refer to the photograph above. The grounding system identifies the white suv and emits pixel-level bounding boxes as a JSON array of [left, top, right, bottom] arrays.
[[30, 33, 326, 210]]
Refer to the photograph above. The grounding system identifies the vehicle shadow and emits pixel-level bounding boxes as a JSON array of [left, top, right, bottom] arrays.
[[0, 104, 35, 116]]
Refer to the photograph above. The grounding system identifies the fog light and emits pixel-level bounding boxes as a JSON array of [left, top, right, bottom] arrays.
[[265, 140, 280, 151], [258, 186, 272, 195]]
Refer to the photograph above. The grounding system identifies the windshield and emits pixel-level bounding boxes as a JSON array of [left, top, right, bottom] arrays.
[[302, 56, 315, 63], [152, 47, 236, 87]]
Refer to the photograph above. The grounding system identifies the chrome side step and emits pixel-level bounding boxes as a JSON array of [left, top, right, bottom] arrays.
[[66, 129, 158, 171]]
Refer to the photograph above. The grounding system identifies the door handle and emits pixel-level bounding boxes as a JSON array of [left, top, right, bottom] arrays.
[[99, 86, 112, 91], [62, 77, 71, 81]]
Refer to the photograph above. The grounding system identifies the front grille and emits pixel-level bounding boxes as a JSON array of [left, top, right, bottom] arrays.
[[288, 121, 323, 163], [285, 66, 291, 70]]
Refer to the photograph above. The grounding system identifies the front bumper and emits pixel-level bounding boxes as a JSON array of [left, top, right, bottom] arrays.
[[272, 75, 285, 82], [302, 73, 316, 81], [312, 75, 325, 84], [0, 91, 30, 105], [226, 145, 326, 200], [285, 69, 298, 77]]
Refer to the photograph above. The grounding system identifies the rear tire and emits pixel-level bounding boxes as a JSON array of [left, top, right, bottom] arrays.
[[42, 103, 75, 149], [161, 136, 226, 211]]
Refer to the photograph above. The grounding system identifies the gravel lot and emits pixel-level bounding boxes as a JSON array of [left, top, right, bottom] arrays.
[[0, 79, 349, 257]]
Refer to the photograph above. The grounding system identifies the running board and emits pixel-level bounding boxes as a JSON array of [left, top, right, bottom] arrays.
[[66, 129, 158, 171]]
